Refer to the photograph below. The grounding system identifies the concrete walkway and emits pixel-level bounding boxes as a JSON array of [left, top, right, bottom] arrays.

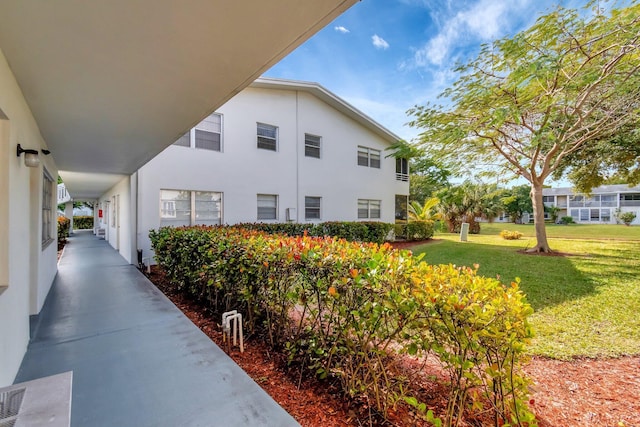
[[16, 230, 298, 427]]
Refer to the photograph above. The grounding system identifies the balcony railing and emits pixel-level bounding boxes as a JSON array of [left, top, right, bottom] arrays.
[[395, 172, 409, 182], [57, 183, 71, 204]]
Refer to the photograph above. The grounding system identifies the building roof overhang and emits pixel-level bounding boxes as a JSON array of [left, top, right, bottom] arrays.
[[0, 0, 356, 199]]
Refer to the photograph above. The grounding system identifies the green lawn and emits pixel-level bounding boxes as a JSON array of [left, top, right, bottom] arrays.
[[411, 223, 640, 359]]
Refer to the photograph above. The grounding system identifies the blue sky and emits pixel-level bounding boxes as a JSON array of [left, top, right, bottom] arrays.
[[264, 0, 589, 143]]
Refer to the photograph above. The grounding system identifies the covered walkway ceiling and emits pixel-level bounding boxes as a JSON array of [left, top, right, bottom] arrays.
[[0, 0, 356, 199]]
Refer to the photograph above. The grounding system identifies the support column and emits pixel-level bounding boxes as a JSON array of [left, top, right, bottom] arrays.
[[64, 201, 73, 234]]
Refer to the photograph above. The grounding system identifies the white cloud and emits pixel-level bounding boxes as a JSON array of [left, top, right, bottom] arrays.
[[372, 34, 390, 50], [334, 26, 350, 34], [458, 0, 508, 40], [413, 0, 531, 67]]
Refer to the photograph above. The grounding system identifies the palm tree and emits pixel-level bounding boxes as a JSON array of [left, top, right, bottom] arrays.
[[408, 197, 441, 222]]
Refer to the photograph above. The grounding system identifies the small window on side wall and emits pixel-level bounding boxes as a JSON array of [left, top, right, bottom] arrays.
[[305, 196, 321, 220], [305, 134, 321, 158], [357, 146, 381, 168], [257, 123, 278, 151], [257, 194, 278, 220], [358, 199, 381, 219]]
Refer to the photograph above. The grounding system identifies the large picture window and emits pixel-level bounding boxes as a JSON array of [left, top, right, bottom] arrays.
[[160, 190, 222, 227], [42, 170, 54, 246]]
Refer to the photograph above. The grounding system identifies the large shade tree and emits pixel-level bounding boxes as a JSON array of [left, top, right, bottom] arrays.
[[410, 3, 640, 252]]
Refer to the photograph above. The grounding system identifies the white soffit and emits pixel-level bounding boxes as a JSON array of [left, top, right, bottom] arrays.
[[0, 0, 356, 199]]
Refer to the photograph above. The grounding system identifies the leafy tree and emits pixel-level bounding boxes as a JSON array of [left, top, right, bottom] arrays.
[[554, 123, 640, 193], [501, 185, 533, 224], [410, 4, 640, 252]]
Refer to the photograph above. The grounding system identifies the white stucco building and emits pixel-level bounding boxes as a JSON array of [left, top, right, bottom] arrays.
[[101, 78, 409, 259], [542, 184, 640, 224], [0, 0, 356, 388]]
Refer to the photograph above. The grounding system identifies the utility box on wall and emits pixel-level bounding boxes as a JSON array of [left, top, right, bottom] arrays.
[[286, 208, 296, 222]]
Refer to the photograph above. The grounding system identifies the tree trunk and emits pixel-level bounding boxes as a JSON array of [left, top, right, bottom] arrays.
[[529, 182, 552, 253]]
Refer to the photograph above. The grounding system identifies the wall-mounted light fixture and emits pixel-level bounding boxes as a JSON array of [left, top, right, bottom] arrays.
[[16, 144, 40, 168]]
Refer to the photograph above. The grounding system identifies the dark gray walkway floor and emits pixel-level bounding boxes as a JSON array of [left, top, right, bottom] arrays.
[[16, 230, 298, 427]]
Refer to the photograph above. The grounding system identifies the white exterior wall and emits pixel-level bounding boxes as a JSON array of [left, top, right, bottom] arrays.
[[296, 92, 406, 222], [0, 47, 59, 386], [97, 176, 134, 263], [136, 86, 408, 259]]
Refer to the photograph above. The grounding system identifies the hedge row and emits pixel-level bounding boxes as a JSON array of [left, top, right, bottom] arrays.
[[393, 220, 435, 241], [150, 226, 535, 426], [73, 215, 94, 230], [235, 221, 394, 244]]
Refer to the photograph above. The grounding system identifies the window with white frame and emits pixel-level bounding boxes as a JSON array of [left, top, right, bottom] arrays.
[[542, 195, 554, 204], [42, 170, 53, 246], [357, 146, 381, 168], [570, 209, 579, 221], [395, 158, 408, 181], [358, 199, 381, 219], [305, 134, 321, 158], [160, 190, 222, 227], [173, 113, 223, 151], [257, 123, 278, 151], [305, 196, 321, 220], [195, 114, 222, 151], [257, 194, 278, 220]]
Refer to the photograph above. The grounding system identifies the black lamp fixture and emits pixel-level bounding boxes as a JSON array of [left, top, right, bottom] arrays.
[[41, 149, 51, 155], [16, 143, 40, 167]]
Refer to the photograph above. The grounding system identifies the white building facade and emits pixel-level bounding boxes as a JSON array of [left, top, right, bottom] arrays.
[[133, 78, 409, 258], [0, 0, 356, 387], [542, 184, 640, 224]]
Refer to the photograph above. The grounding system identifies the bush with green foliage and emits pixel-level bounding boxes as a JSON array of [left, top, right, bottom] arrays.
[[617, 211, 637, 226], [499, 230, 523, 240], [57, 216, 70, 242], [560, 216, 575, 224], [235, 221, 393, 244], [73, 216, 94, 230], [150, 225, 535, 425], [395, 220, 435, 241]]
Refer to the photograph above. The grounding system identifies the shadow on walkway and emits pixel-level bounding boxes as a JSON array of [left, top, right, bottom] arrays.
[[16, 230, 298, 427]]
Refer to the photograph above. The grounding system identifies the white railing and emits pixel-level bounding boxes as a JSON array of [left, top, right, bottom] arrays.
[[395, 172, 409, 182], [57, 183, 71, 204]]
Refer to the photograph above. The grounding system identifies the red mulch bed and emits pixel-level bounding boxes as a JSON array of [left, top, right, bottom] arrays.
[[148, 265, 640, 427]]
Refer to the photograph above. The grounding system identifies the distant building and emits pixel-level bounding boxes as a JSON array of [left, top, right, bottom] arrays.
[[543, 184, 640, 224]]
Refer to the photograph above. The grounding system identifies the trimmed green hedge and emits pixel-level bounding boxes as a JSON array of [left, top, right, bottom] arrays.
[[394, 220, 435, 241], [150, 226, 535, 425], [73, 216, 94, 230], [235, 221, 393, 244]]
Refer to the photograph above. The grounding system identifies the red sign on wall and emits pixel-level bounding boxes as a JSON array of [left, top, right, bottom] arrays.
[[98, 209, 103, 218]]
